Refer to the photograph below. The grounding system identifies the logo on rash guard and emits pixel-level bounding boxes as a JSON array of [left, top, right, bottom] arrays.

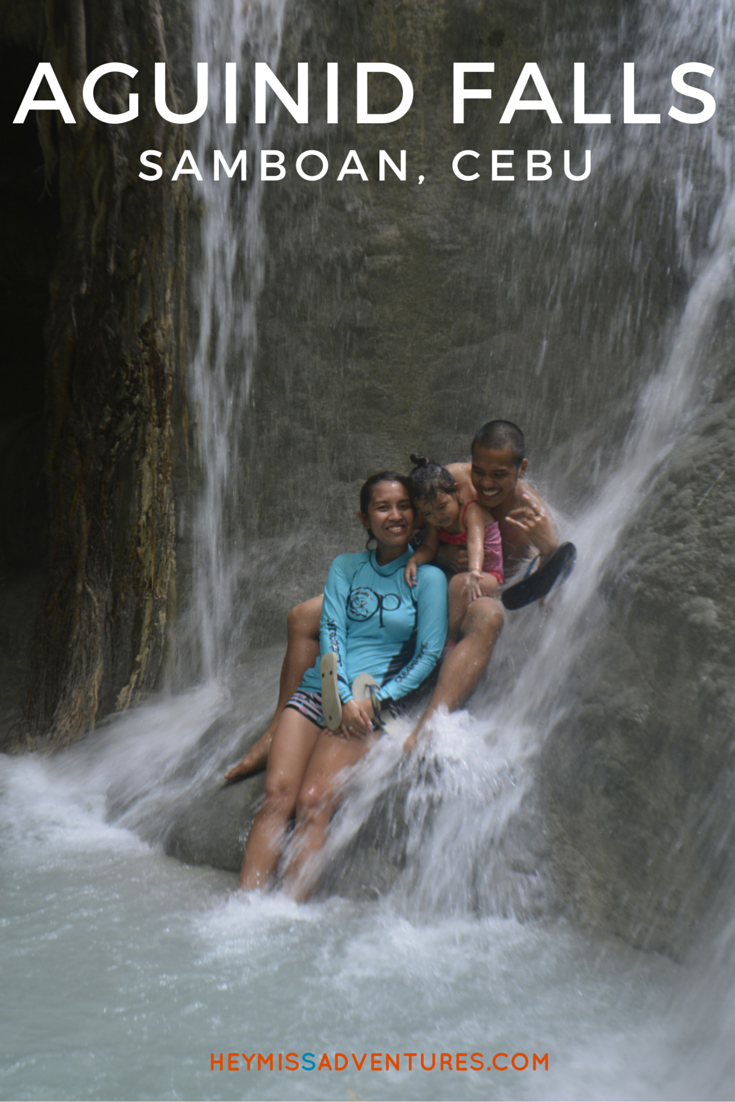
[[347, 588, 401, 628], [325, 618, 340, 652]]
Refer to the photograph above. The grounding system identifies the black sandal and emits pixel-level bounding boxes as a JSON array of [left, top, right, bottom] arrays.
[[501, 542, 577, 610]]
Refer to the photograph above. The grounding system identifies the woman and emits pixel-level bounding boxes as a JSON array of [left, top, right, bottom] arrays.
[[236, 472, 448, 899]]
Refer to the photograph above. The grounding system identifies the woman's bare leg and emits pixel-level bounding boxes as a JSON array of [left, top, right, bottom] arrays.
[[237, 709, 321, 890], [284, 729, 379, 902], [225, 596, 323, 781]]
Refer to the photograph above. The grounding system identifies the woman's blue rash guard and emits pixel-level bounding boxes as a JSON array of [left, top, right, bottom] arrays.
[[299, 549, 448, 705]]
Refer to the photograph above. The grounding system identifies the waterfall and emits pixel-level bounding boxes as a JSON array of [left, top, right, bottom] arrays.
[[389, 164, 735, 916], [173, 0, 735, 928], [4, 0, 735, 1096], [187, 0, 290, 680], [317, 0, 735, 919]]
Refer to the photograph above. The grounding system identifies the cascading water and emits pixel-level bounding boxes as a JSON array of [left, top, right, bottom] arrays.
[[3, 0, 735, 1097], [318, 0, 735, 926], [186, 0, 290, 679], [385, 161, 735, 919]]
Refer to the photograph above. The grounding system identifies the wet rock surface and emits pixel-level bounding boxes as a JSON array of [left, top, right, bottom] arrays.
[[539, 377, 735, 958], [163, 772, 264, 875]]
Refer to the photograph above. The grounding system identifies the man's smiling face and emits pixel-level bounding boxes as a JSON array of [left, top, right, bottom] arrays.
[[470, 445, 528, 509]]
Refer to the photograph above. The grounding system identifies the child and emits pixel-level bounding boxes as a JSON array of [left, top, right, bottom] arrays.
[[405, 455, 503, 641]]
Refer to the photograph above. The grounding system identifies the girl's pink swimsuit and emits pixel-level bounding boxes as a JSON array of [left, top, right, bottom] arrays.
[[438, 500, 504, 584]]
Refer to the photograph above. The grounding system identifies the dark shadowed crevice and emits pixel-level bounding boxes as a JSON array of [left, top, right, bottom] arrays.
[[0, 43, 59, 746]]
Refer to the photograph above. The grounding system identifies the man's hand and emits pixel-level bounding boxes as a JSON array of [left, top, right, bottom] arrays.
[[434, 543, 469, 573], [333, 697, 374, 739], [402, 731, 417, 754], [505, 494, 557, 559]]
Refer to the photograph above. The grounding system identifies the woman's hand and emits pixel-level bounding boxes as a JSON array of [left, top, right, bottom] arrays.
[[404, 555, 419, 587], [334, 697, 374, 739]]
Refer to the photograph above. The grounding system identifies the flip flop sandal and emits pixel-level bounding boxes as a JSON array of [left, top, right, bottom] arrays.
[[501, 542, 577, 610], [351, 673, 390, 732], [320, 652, 342, 730]]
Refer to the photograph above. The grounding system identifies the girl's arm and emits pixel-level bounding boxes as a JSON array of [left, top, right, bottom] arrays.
[[464, 503, 488, 575], [463, 502, 494, 601], [404, 524, 441, 586], [379, 567, 448, 702]]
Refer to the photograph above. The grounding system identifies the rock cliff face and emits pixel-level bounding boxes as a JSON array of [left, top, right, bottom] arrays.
[[1, 0, 733, 958], [228, 0, 719, 638], [1, 0, 194, 744], [540, 379, 735, 958]]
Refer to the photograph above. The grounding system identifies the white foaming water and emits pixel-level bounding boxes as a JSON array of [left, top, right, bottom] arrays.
[[4, 0, 735, 1098], [0, 727, 682, 1102]]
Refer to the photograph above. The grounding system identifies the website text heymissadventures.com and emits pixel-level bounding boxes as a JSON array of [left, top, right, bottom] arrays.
[[210, 1051, 549, 1072]]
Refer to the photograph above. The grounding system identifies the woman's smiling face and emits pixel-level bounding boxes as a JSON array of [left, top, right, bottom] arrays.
[[360, 480, 415, 549]]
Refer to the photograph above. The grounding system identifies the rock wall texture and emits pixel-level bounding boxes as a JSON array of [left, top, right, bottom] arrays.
[[540, 370, 735, 958], [235, 0, 719, 636], [1, 0, 195, 745]]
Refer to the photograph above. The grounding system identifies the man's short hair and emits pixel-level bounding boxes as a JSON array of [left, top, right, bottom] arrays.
[[471, 420, 526, 466]]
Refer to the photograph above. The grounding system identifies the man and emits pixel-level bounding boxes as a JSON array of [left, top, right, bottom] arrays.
[[403, 419, 557, 749], [225, 420, 557, 777]]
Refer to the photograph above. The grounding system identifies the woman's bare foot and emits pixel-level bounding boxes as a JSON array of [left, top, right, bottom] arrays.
[[224, 730, 273, 782]]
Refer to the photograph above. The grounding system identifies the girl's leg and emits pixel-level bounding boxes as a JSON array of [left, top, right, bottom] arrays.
[[225, 596, 323, 781], [284, 730, 379, 902], [238, 708, 321, 890]]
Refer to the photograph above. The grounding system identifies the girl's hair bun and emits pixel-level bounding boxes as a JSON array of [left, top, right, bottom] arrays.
[[407, 455, 457, 501]]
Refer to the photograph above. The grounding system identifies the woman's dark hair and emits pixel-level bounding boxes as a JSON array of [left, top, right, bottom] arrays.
[[359, 471, 414, 546], [407, 454, 458, 501]]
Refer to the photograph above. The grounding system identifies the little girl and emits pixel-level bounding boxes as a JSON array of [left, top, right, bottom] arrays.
[[405, 455, 503, 640]]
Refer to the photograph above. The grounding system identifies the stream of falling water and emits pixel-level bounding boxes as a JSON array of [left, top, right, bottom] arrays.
[[186, 0, 290, 678], [3, 0, 735, 1098]]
